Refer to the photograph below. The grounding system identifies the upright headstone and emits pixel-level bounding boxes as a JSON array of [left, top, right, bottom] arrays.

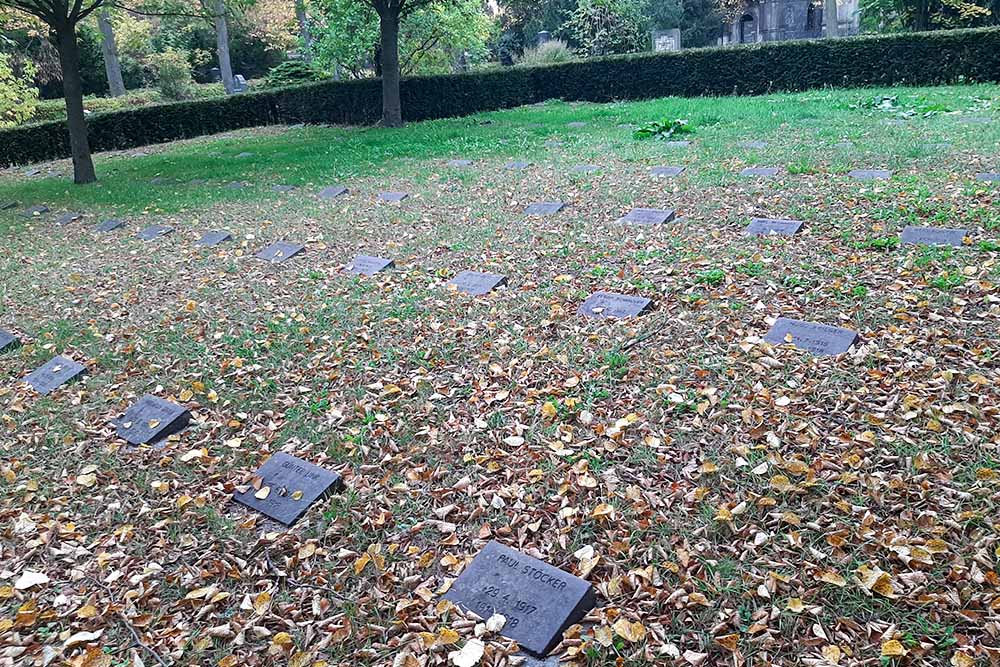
[[650, 166, 685, 177], [55, 212, 83, 226], [848, 169, 893, 181], [138, 225, 173, 241], [651, 28, 682, 52], [114, 395, 191, 445], [578, 292, 652, 318], [319, 185, 349, 199], [900, 226, 966, 247], [764, 318, 860, 356], [195, 230, 233, 247], [444, 541, 596, 656], [744, 218, 803, 236], [209, 67, 222, 82], [232, 452, 344, 526], [233, 75, 248, 93], [740, 167, 780, 178], [448, 271, 508, 296], [525, 202, 565, 216], [256, 241, 305, 263], [22, 355, 86, 395], [618, 208, 676, 226], [345, 255, 394, 276], [536, 31, 552, 45], [19, 205, 49, 219], [95, 219, 124, 233], [0, 330, 20, 353], [378, 192, 410, 202]]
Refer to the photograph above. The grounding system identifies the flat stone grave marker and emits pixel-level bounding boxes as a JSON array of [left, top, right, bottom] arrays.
[[570, 164, 601, 174], [1, 201, 18, 211], [578, 291, 652, 319], [448, 271, 507, 296], [567, 121, 588, 128], [346, 255, 394, 276], [959, 116, 991, 125], [271, 185, 296, 193], [0, 330, 19, 353], [740, 167, 779, 178], [22, 355, 86, 395], [764, 317, 859, 356], [257, 241, 305, 263], [975, 173, 1000, 182], [745, 218, 803, 236], [378, 192, 409, 202], [544, 140, 563, 148], [833, 142, 854, 150], [20, 205, 49, 218], [650, 166, 685, 177], [448, 159, 473, 167], [236, 152, 255, 158], [900, 226, 966, 247], [138, 225, 173, 241], [618, 208, 676, 226], [189, 178, 207, 186], [525, 201, 564, 216], [319, 185, 349, 199], [224, 181, 246, 190], [444, 540, 596, 656], [663, 140, 691, 148], [506, 161, 532, 170], [740, 140, 768, 149], [195, 230, 233, 247], [95, 219, 124, 233], [848, 169, 893, 181], [149, 177, 172, 186], [113, 394, 191, 445], [55, 212, 83, 226], [232, 452, 344, 526]]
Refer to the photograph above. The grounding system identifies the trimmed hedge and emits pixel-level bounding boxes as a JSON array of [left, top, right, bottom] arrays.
[[4, 27, 1000, 166]]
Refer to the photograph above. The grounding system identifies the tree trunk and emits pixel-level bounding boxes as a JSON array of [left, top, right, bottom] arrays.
[[295, 0, 313, 62], [378, 11, 402, 128], [98, 9, 126, 97], [213, 0, 236, 94], [824, 0, 839, 37], [55, 23, 97, 184]]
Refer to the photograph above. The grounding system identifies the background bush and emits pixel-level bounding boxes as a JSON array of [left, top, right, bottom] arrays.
[[149, 48, 195, 100], [515, 39, 576, 66], [263, 60, 326, 88]]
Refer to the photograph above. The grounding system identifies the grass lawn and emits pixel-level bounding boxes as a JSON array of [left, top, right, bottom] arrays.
[[1, 83, 999, 667]]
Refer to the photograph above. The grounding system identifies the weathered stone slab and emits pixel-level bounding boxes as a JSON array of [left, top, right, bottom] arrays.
[[444, 541, 596, 656], [22, 355, 86, 395], [95, 219, 124, 233], [848, 169, 893, 181], [19, 205, 49, 218], [448, 159, 473, 167], [740, 167, 780, 177], [578, 292, 652, 319], [650, 166, 685, 177], [506, 161, 532, 170], [745, 218, 803, 236], [570, 164, 601, 174], [236, 152, 255, 158], [900, 226, 966, 247], [319, 185, 349, 199], [257, 241, 305, 263], [1, 201, 19, 210], [0, 330, 19, 353], [149, 177, 172, 186], [271, 185, 296, 193], [379, 192, 409, 202], [55, 212, 83, 226], [764, 317, 860, 356], [448, 271, 507, 296], [740, 140, 768, 149], [196, 230, 233, 247], [232, 452, 344, 526], [567, 121, 588, 128], [618, 208, 676, 226], [113, 395, 191, 445], [544, 140, 563, 148], [975, 173, 1000, 182], [224, 181, 246, 190], [137, 225, 173, 241], [525, 202, 564, 216], [346, 255, 394, 276]]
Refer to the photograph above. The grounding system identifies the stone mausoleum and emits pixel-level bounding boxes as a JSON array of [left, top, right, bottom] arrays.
[[725, 0, 859, 44]]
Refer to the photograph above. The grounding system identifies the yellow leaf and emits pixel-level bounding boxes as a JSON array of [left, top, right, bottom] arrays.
[[881, 640, 906, 657], [818, 570, 847, 587], [699, 461, 718, 474], [612, 618, 646, 642], [594, 624, 614, 647], [822, 645, 841, 664], [951, 651, 975, 667], [437, 627, 460, 645], [714, 506, 733, 522], [591, 503, 614, 519], [253, 591, 271, 615], [353, 553, 371, 575], [218, 656, 238, 667], [687, 592, 710, 606], [542, 402, 558, 419], [76, 604, 99, 619], [272, 631, 294, 648], [715, 633, 739, 651], [786, 598, 804, 613]]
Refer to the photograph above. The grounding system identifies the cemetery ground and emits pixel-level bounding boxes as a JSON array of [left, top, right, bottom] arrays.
[[1, 83, 999, 667]]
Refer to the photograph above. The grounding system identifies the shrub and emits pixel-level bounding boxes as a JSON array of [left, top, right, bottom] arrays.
[[633, 118, 694, 140], [149, 49, 194, 100], [515, 39, 575, 67], [0, 54, 38, 128], [263, 60, 326, 88]]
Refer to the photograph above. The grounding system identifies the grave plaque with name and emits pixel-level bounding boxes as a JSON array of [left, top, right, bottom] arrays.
[[96, 219, 124, 233], [740, 167, 779, 178], [900, 226, 966, 247], [271, 185, 296, 193], [578, 292, 652, 318], [525, 202, 565, 216], [650, 166, 685, 177], [448, 159, 473, 167], [618, 208, 676, 226], [506, 161, 532, 170], [444, 541, 596, 656], [1, 201, 18, 211], [232, 452, 344, 525], [651, 28, 681, 52], [848, 169, 893, 181], [745, 218, 803, 236], [138, 225, 173, 241], [319, 185, 349, 199], [257, 241, 305, 263], [22, 355, 86, 395], [448, 271, 508, 296], [571, 164, 601, 174], [740, 140, 768, 149], [196, 230, 233, 247], [379, 192, 409, 202], [764, 317, 859, 356], [55, 212, 83, 226], [346, 255, 394, 276], [975, 173, 1000, 182], [20, 205, 49, 218], [0, 330, 19, 353], [113, 394, 191, 445]]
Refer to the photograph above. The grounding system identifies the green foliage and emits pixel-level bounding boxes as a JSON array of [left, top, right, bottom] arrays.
[[515, 39, 576, 66], [851, 93, 952, 117], [632, 117, 693, 139], [150, 48, 195, 100], [0, 53, 38, 128], [860, 0, 994, 31], [696, 268, 725, 285], [28, 84, 228, 123], [855, 236, 901, 250], [561, 0, 651, 56], [264, 60, 326, 88]]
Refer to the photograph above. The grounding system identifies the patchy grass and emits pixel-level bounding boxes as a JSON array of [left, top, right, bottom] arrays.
[[1, 82, 999, 667]]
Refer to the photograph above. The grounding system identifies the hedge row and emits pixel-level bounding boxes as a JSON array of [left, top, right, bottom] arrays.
[[4, 27, 1000, 167]]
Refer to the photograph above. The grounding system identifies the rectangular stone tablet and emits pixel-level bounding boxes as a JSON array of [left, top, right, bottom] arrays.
[[20, 205, 49, 218], [567, 121, 588, 128], [137, 225, 173, 241], [764, 317, 860, 356], [257, 241, 305, 263], [618, 208, 676, 226], [848, 169, 893, 180], [448, 271, 507, 296], [740, 167, 779, 177], [444, 541, 596, 656], [740, 140, 768, 149], [506, 161, 532, 170], [224, 181, 246, 190], [346, 255, 394, 276], [975, 173, 1000, 182], [578, 292, 652, 318], [195, 230, 233, 247], [0, 330, 19, 353], [525, 202, 564, 216], [271, 185, 296, 193], [378, 192, 409, 202], [900, 226, 966, 247], [448, 159, 473, 167], [570, 164, 601, 174], [650, 166, 685, 177], [319, 185, 349, 199], [0, 201, 18, 211], [745, 218, 803, 236], [95, 219, 124, 233], [55, 212, 83, 226], [22, 355, 86, 395], [113, 394, 191, 445], [232, 452, 344, 526], [663, 140, 690, 148]]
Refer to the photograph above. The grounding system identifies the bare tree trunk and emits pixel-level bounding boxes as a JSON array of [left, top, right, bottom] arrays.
[[378, 11, 402, 127], [824, 0, 839, 37], [213, 0, 235, 94], [295, 0, 313, 62], [55, 22, 97, 184], [97, 9, 126, 97]]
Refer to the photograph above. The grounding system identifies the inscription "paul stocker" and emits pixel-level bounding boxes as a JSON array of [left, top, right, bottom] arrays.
[[498, 553, 568, 590]]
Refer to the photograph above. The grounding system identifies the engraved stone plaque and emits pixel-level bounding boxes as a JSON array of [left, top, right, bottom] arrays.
[[448, 271, 507, 296], [137, 225, 173, 241], [256, 241, 305, 263], [378, 192, 409, 202], [650, 166, 685, 177], [1, 201, 18, 210], [848, 169, 893, 181], [0, 330, 19, 353], [740, 167, 779, 177], [900, 226, 966, 247], [578, 292, 652, 318], [55, 212, 83, 226], [22, 355, 86, 394], [95, 219, 124, 233], [567, 121, 587, 128], [506, 161, 532, 170], [346, 255, 394, 276], [740, 140, 768, 149], [195, 230, 233, 247], [745, 218, 803, 236], [663, 140, 690, 148], [232, 452, 344, 526], [618, 208, 676, 226], [975, 173, 1000, 182], [570, 164, 601, 174], [444, 541, 596, 656], [20, 205, 49, 218], [319, 185, 349, 199], [524, 202, 564, 216], [764, 318, 860, 356], [271, 185, 296, 193], [113, 394, 191, 445], [448, 159, 473, 167]]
